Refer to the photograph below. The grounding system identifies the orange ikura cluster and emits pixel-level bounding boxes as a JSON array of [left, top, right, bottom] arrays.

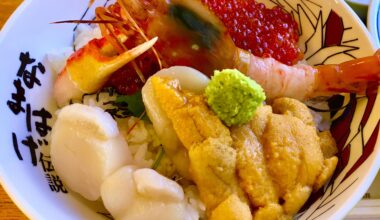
[[203, 0, 302, 65]]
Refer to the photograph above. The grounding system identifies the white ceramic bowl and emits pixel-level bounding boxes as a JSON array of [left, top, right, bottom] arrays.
[[368, 0, 380, 47], [0, 0, 379, 219]]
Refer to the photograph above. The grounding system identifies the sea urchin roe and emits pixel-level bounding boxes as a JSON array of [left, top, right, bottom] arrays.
[[202, 0, 302, 65]]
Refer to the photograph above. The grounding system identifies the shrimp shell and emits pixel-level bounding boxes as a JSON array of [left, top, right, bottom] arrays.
[[235, 49, 380, 100]]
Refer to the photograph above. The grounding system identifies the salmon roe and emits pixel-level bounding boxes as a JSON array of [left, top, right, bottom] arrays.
[[105, 51, 160, 95], [202, 0, 302, 65]]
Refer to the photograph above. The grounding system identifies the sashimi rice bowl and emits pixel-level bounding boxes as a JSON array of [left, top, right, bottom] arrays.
[[0, 0, 380, 219]]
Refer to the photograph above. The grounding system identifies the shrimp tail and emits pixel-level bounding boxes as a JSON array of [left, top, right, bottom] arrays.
[[313, 49, 380, 97], [235, 48, 380, 101]]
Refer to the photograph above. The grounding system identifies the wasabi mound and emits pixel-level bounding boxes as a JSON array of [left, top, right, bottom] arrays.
[[205, 69, 266, 126]]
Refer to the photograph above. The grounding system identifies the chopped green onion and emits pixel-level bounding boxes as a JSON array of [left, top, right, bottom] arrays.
[[151, 146, 165, 170]]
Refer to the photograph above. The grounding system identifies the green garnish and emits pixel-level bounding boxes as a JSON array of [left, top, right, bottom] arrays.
[[205, 69, 266, 126], [110, 91, 148, 121], [115, 91, 145, 117], [151, 146, 165, 170]]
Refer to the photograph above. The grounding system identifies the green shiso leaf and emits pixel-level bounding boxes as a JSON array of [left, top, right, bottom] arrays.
[[115, 91, 149, 121]]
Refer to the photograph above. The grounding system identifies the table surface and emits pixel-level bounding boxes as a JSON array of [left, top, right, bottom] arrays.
[[0, 0, 378, 219]]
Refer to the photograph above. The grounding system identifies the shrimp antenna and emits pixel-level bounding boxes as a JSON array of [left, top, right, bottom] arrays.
[[117, 0, 163, 70], [96, 7, 147, 83]]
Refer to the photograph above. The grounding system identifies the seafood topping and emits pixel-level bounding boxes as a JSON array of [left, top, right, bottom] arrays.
[[202, 0, 302, 65], [99, 0, 237, 85], [93, 0, 302, 96], [47, 0, 380, 218], [105, 63, 146, 95]]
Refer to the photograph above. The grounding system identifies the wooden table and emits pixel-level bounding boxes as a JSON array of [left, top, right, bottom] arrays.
[[1, 2, 28, 219], [0, 0, 23, 30]]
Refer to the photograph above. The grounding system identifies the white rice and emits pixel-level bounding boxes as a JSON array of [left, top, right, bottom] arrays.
[[45, 47, 73, 75], [306, 100, 332, 131], [118, 116, 161, 168], [74, 24, 102, 49], [46, 24, 102, 75]]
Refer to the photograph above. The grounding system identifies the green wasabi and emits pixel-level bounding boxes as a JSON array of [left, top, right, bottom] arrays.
[[205, 69, 266, 126]]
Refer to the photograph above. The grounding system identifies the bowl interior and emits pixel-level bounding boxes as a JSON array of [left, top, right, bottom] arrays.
[[0, 0, 379, 219]]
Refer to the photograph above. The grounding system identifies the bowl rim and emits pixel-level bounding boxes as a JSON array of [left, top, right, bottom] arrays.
[[346, 0, 371, 6], [368, 0, 380, 47], [0, 0, 379, 220], [324, 2, 380, 219], [0, 1, 43, 219]]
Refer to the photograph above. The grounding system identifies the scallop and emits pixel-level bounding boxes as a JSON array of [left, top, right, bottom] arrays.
[[100, 166, 138, 218], [141, 66, 209, 179], [152, 66, 210, 94], [50, 103, 132, 201], [133, 168, 184, 202], [101, 166, 198, 220]]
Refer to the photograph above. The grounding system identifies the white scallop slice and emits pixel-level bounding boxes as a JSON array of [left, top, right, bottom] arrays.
[[101, 166, 196, 220], [119, 200, 190, 220], [101, 166, 138, 219], [152, 66, 210, 94], [133, 168, 184, 202], [50, 103, 132, 201]]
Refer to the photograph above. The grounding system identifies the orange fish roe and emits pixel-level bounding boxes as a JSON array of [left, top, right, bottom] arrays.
[[203, 0, 302, 65]]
